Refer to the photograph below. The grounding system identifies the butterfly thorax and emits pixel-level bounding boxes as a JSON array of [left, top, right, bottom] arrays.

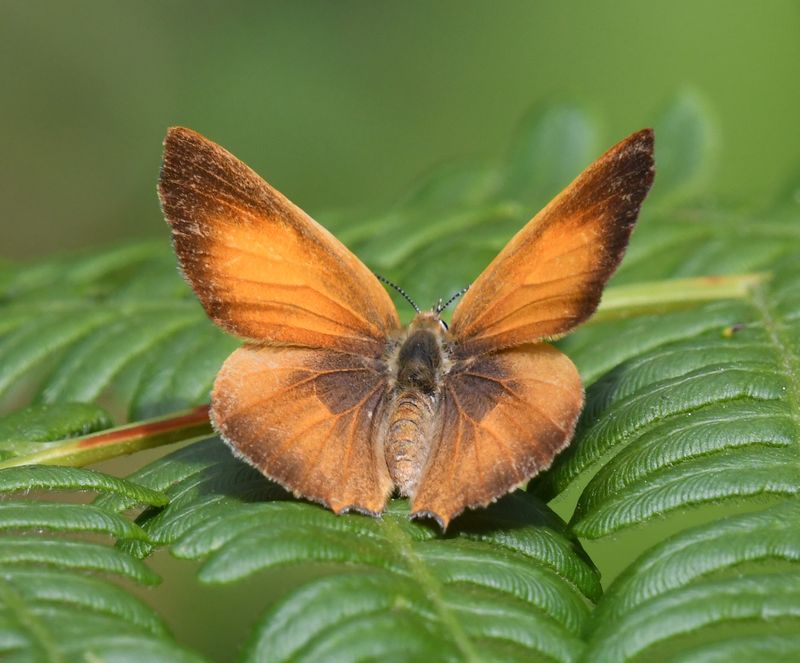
[[384, 312, 450, 496]]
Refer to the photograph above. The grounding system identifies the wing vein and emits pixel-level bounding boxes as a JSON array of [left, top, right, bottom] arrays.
[[223, 297, 380, 338], [446, 384, 515, 465], [457, 268, 603, 337], [227, 365, 377, 414]]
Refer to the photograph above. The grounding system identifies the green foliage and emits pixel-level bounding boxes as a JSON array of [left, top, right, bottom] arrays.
[[584, 499, 800, 661], [540, 262, 800, 538], [0, 465, 167, 505], [0, 244, 237, 420], [1, 95, 799, 661], [0, 402, 111, 461], [0, 466, 204, 662], [99, 438, 598, 662]]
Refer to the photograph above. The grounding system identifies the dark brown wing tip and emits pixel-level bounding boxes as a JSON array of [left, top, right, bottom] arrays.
[[164, 125, 204, 147], [160, 126, 218, 172], [608, 128, 655, 177], [158, 126, 224, 216], [621, 127, 654, 153], [159, 127, 193, 200], [160, 127, 212, 174], [618, 127, 655, 182], [607, 127, 654, 162], [619, 128, 655, 215], [631, 127, 654, 143]]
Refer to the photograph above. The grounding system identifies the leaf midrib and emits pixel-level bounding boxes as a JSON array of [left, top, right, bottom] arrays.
[[750, 284, 800, 439], [382, 516, 481, 663], [0, 578, 62, 663]]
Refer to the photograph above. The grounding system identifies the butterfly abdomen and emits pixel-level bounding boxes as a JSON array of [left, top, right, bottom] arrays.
[[385, 389, 435, 494]]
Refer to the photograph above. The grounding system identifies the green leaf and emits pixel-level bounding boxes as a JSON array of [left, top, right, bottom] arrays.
[[0, 568, 206, 663], [0, 401, 112, 461], [0, 244, 227, 419], [0, 502, 149, 540], [584, 500, 800, 661], [130, 323, 238, 418], [36, 309, 200, 405], [0, 465, 206, 662], [0, 466, 168, 506], [590, 574, 800, 662], [537, 262, 800, 539], [246, 569, 585, 663], [0, 537, 159, 584], [0, 402, 112, 444], [0, 307, 116, 402]]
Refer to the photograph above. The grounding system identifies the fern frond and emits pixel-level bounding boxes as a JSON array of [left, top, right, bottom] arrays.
[[584, 499, 800, 661], [0, 465, 205, 661], [0, 466, 168, 505], [110, 437, 599, 662], [0, 502, 149, 539], [537, 262, 800, 539]]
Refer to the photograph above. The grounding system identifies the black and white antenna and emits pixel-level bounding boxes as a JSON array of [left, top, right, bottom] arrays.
[[435, 285, 470, 315], [375, 274, 420, 313]]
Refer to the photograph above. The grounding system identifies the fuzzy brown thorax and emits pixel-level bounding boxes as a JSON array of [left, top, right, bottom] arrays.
[[384, 312, 450, 495]]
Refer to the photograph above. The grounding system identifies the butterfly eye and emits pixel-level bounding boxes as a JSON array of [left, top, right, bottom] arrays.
[[439, 319, 449, 331]]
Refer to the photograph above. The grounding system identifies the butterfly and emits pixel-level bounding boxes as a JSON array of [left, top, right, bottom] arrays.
[[159, 127, 654, 529]]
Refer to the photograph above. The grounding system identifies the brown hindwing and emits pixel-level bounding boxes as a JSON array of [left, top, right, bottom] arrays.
[[212, 344, 393, 514], [410, 344, 583, 528]]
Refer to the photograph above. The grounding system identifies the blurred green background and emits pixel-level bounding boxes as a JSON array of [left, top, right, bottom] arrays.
[[2, 1, 799, 259]]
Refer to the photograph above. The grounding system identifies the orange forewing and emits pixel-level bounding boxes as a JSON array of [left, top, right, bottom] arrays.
[[212, 344, 393, 514], [159, 127, 400, 356], [450, 129, 654, 354], [411, 345, 583, 528]]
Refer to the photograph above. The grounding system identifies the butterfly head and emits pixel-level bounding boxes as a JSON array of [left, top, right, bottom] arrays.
[[409, 309, 445, 333]]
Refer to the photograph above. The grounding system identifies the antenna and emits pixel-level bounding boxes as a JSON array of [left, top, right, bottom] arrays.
[[435, 285, 470, 314], [375, 274, 420, 313]]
